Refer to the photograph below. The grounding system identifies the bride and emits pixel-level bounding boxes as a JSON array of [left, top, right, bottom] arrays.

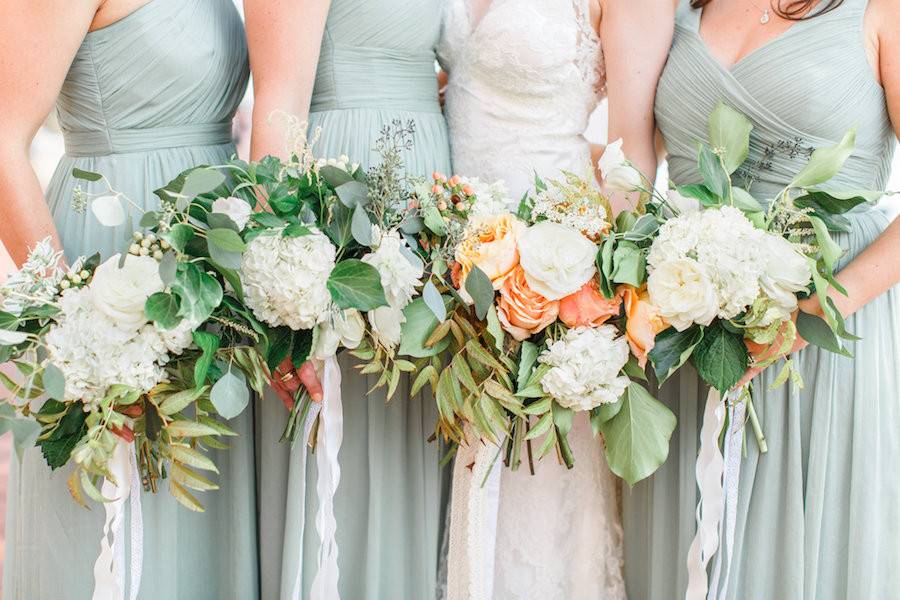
[[438, 0, 674, 597]]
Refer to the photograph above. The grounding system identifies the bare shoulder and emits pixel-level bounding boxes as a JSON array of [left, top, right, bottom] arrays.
[[864, 0, 900, 84]]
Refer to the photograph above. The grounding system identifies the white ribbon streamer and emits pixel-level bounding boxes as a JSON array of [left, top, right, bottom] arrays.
[[465, 442, 502, 600], [92, 440, 143, 600], [289, 356, 343, 600], [685, 388, 727, 600], [685, 389, 747, 600]]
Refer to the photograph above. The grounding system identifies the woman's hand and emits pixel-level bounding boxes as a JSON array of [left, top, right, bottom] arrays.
[[735, 299, 818, 389], [270, 358, 324, 410]]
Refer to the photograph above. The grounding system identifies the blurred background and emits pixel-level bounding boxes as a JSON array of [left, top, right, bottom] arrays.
[[1, 1, 899, 586]]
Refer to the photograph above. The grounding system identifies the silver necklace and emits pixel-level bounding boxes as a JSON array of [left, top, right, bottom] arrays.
[[748, 0, 773, 24]]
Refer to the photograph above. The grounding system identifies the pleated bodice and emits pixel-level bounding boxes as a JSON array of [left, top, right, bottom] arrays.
[[656, 0, 894, 199]]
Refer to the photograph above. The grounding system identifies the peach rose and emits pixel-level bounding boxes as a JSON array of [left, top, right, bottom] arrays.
[[621, 285, 669, 368], [455, 214, 523, 293], [496, 266, 560, 341], [558, 280, 623, 328]]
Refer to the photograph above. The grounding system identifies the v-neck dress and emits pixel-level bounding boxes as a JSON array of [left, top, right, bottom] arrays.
[[623, 1, 900, 599]]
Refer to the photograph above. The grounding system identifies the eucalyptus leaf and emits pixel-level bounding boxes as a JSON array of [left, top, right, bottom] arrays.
[[42, 363, 66, 400], [210, 369, 250, 420], [318, 165, 354, 188], [422, 280, 447, 322], [335, 181, 369, 208], [159, 251, 177, 285], [181, 168, 226, 199], [399, 296, 452, 358], [350, 203, 373, 246], [465, 266, 495, 320], [91, 195, 126, 227]]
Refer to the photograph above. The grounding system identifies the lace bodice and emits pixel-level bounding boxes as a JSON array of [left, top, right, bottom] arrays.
[[439, 0, 606, 197]]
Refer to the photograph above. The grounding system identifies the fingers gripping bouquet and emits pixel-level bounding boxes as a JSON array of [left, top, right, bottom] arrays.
[[604, 103, 879, 450], [409, 171, 677, 485]]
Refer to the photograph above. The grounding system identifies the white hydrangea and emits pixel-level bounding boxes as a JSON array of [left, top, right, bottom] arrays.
[[45, 287, 181, 408], [538, 326, 631, 411], [466, 178, 518, 216], [647, 206, 767, 326], [241, 229, 336, 330]]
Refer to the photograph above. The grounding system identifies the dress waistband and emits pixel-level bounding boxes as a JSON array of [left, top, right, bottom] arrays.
[[310, 44, 441, 113], [63, 122, 234, 157]]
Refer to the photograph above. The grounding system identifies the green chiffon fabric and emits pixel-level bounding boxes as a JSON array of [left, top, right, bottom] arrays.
[[254, 1, 452, 599], [3, 1, 256, 598], [624, 1, 900, 599]]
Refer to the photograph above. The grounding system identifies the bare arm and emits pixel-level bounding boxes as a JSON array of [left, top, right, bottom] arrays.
[[0, 0, 101, 265], [600, 0, 674, 211], [245, 0, 331, 161]]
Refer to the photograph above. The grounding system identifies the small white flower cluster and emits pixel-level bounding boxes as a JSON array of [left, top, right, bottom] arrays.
[[45, 255, 193, 407], [128, 231, 169, 261], [361, 230, 424, 349], [647, 205, 810, 331], [0, 238, 66, 315], [240, 229, 336, 330], [531, 191, 609, 241], [539, 326, 631, 411], [466, 178, 517, 216], [314, 154, 359, 174]]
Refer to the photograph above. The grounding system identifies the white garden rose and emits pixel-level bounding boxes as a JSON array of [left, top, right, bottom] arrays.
[[212, 196, 253, 230], [90, 254, 164, 331], [518, 221, 597, 300], [757, 234, 811, 321], [647, 259, 719, 331], [598, 139, 643, 193], [314, 308, 366, 360], [538, 326, 631, 411], [368, 305, 405, 350], [240, 229, 336, 330]]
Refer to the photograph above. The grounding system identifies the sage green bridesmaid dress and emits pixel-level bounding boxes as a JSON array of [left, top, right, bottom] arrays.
[[254, 1, 452, 599], [624, 1, 900, 599], [3, 1, 256, 598]]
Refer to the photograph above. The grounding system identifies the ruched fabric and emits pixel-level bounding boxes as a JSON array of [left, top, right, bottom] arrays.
[[253, 2, 452, 600], [3, 2, 257, 599], [623, 2, 900, 599]]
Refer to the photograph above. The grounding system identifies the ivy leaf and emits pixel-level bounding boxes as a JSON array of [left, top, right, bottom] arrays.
[[648, 326, 704, 385], [37, 401, 88, 470], [210, 368, 250, 420], [145, 292, 182, 330], [465, 266, 494, 320], [162, 223, 195, 254], [171, 263, 223, 324], [600, 383, 677, 486], [327, 259, 388, 311], [610, 241, 646, 287], [691, 321, 748, 392]]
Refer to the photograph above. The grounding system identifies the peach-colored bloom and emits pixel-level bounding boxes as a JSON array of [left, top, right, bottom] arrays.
[[558, 280, 623, 328], [621, 285, 669, 368], [455, 214, 523, 291], [496, 266, 560, 341]]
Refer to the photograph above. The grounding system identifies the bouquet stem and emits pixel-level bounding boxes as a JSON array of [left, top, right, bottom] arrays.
[[746, 394, 768, 454]]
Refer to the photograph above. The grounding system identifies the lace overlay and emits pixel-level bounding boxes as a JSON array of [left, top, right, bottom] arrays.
[[439, 4, 623, 595], [439, 0, 607, 199]]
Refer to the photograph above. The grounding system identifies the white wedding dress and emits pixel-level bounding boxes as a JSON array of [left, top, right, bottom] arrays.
[[438, 1, 626, 599]]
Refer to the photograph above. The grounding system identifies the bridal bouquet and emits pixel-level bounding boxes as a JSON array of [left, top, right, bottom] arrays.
[[0, 166, 273, 511], [399, 170, 677, 485], [605, 103, 875, 409]]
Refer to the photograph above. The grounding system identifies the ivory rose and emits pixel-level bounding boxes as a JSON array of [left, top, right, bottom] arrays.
[[558, 280, 622, 328], [455, 214, 523, 293], [518, 221, 597, 300], [621, 285, 669, 368], [496, 266, 559, 341], [90, 254, 164, 331]]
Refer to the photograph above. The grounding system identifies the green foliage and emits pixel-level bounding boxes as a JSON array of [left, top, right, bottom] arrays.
[[327, 259, 389, 311], [465, 266, 494, 320], [648, 326, 704, 385], [37, 401, 88, 470], [691, 321, 748, 392]]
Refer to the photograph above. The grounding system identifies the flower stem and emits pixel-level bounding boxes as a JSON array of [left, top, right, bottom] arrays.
[[746, 393, 768, 454]]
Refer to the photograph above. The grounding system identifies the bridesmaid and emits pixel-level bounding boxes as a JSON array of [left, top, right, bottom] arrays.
[[0, 0, 257, 598], [245, 1, 450, 599], [624, 0, 900, 598]]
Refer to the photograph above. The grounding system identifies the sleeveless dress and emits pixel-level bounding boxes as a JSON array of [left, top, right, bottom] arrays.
[[623, 2, 900, 599], [3, 1, 256, 598], [438, 2, 627, 598], [253, 2, 452, 598]]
